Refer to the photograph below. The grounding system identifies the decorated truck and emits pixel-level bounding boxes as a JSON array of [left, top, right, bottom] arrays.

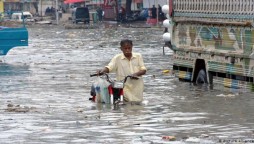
[[162, 0, 254, 91]]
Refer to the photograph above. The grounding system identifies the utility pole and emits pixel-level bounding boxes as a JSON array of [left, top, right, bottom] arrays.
[[156, 0, 158, 26], [40, 0, 42, 17], [55, 0, 59, 25]]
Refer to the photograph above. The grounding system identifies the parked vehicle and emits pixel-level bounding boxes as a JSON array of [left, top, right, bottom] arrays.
[[11, 11, 35, 22], [117, 11, 140, 23], [138, 8, 149, 21], [126, 11, 139, 22], [72, 7, 90, 24], [162, 0, 254, 91]]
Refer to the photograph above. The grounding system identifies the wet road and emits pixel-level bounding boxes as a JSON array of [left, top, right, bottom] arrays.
[[0, 22, 254, 143]]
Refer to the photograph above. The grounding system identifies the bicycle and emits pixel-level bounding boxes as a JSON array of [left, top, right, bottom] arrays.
[[89, 73, 139, 104]]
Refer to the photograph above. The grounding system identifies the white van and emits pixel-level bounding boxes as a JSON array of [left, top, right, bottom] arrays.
[[11, 11, 35, 22]]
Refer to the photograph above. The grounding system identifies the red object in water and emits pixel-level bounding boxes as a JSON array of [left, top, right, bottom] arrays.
[[92, 96, 96, 102], [64, 0, 85, 4]]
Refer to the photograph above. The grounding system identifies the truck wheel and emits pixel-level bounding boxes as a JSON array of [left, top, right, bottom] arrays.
[[196, 69, 208, 84]]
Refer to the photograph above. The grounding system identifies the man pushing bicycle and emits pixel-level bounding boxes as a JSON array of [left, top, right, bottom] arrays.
[[98, 39, 147, 103]]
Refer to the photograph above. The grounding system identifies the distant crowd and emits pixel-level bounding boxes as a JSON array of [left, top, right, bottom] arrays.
[[149, 4, 166, 21]]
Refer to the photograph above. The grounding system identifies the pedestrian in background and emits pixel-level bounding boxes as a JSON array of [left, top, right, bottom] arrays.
[[118, 6, 126, 22], [96, 7, 103, 22], [158, 4, 164, 21], [151, 5, 157, 18]]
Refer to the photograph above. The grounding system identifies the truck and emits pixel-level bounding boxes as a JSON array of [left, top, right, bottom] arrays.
[[162, 0, 254, 92], [72, 7, 90, 24], [0, 12, 28, 56]]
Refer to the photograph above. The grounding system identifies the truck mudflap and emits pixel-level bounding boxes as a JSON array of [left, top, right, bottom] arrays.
[[174, 70, 192, 81]]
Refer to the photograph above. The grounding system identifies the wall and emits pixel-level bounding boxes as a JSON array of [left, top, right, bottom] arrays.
[[39, 0, 57, 16], [143, 0, 167, 8]]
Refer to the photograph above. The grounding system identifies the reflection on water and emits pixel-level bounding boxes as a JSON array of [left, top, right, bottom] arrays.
[[0, 24, 253, 143], [0, 63, 30, 93], [0, 63, 29, 76]]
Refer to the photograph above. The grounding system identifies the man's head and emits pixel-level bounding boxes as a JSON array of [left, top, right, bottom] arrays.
[[120, 39, 133, 58]]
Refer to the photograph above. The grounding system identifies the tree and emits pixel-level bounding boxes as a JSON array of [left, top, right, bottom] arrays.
[[126, 0, 132, 16]]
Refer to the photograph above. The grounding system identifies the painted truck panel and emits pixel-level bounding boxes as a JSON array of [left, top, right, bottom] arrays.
[[164, 0, 254, 91]]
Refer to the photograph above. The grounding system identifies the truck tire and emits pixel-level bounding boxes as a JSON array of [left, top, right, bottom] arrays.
[[196, 69, 208, 84]]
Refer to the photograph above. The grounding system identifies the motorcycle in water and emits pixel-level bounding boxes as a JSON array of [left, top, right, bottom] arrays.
[[126, 11, 139, 22], [117, 12, 126, 23], [89, 73, 139, 104], [117, 11, 140, 23]]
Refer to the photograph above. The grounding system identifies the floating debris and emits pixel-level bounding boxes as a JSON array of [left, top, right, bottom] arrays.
[[185, 137, 200, 143], [163, 70, 170, 73], [77, 109, 83, 113], [36, 21, 52, 24], [162, 136, 176, 141], [5, 103, 37, 113], [216, 94, 235, 97], [200, 134, 209, 138]]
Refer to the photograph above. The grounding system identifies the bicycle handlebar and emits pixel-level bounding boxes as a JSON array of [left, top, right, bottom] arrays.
[[90, 73, 139, 82], [90, 72, 104, 77], [123, 75, 139, 83]]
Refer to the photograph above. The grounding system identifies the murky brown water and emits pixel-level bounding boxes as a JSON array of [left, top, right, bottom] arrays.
[[0, 22, 254, 143]]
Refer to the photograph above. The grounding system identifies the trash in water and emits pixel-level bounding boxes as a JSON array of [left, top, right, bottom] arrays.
[[162, 136, 176, 141], [185, 137, 200, 143], [162, 70, 170, 73], [216, 94, 235, 97], [200, 134, 209, 138]]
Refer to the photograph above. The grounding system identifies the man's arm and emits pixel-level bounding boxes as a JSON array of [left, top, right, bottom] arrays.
[[132, 70, 146, 77], [98, 67, 109, 74], [132, 54, 147, 77]]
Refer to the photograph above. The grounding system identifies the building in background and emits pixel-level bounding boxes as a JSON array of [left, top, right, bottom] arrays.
[[86, 0, 103, 7], [102, 0, 145, 20], [3, 0, 65, 16], [0, 0, 3, 14], [142, 0, 167, 8], [2, 0, 168, 19], [4, 0, 38, 14], [38, 0, 62, 16], [103, 0, 116, 19]]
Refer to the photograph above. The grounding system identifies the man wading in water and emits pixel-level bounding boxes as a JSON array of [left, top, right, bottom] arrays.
[[98, 39, 147, 103]]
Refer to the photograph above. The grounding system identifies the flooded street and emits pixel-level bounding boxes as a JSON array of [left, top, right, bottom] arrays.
[[1, 22, 254, 143]]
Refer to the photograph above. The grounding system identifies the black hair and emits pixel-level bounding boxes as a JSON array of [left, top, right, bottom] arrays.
[[120, 39, 133, 46]]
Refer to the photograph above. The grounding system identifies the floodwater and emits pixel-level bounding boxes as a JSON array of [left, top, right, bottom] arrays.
[[0, 22, 254, 144]]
